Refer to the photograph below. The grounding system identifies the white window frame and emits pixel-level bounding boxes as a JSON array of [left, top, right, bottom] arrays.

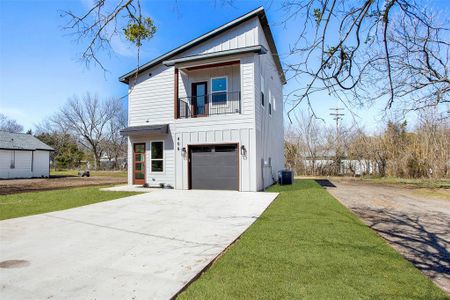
[[268, 89, 272, 116], [260, 75, 265, 108], [210, 76, 228, 105], [150, 140, 164, 173]]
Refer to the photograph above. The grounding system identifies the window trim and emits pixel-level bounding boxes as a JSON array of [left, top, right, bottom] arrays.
[[150, 140, 164, 173], [260, 75, 265, 108], [210, 76, 228, 105], [268, 89, 272, 116]]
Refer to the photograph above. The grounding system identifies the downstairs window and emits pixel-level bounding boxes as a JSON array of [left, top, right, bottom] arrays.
[[151, 141, 164, 172]]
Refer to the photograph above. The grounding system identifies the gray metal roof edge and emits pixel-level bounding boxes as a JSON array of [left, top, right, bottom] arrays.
[[119, 6, 287, 83], [0, 131, 54, 151], [0, 147, 53, 151], [257, 11, 286, 84], [162, 45, 266, 66], [120, 124, 169, 136]]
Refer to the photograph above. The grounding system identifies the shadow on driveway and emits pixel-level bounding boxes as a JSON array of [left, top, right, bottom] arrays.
[[353, 207, 450, 279], [315, 179, 336, 188]]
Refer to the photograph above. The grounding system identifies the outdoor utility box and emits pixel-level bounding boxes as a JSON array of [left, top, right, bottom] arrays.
[[278, 170, 293, 185]]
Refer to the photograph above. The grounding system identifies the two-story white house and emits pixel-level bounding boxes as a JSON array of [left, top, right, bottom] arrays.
[[120, 7, 285, 191]]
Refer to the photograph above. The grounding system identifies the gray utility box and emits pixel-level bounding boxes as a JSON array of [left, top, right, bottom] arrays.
[[278, 170, 293, 185]]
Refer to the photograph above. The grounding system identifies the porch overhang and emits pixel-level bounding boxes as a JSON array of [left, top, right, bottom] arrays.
[[120, 124, 169, 136], [162, 45, 267, 67]]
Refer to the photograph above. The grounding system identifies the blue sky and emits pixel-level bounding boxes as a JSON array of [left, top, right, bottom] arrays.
[[0, 0, 448, 133]]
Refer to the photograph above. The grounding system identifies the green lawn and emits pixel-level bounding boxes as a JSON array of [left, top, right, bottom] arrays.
[[0, 187, 138, 220], [178, 180, 447, 299]]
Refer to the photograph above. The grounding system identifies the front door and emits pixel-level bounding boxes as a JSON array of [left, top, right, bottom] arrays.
[[133, 143, 145, 185], [192, 82, 208, 117]]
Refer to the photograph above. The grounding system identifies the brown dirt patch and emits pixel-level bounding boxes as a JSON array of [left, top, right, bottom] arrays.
[[0, 176, 126, 195]]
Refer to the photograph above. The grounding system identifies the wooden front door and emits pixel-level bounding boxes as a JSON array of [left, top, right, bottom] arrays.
[[133, 143, 145, 185], [191, 82, 208, 117]]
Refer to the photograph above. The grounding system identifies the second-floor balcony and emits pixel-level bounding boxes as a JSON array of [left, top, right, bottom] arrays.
[[177, 91, 241, 118]]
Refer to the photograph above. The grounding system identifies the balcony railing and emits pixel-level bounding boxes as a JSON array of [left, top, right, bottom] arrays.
[[177, 91, 241, 118]]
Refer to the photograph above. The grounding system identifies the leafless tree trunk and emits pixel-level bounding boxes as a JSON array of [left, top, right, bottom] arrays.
[[103, 107, 128, 169], [51, 93, 124, 170]]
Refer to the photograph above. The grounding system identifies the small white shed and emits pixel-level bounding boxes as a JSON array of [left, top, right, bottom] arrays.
[[0, 131, 54, 179]]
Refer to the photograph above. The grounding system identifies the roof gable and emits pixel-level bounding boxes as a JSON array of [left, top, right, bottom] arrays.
[[0, 131, 54, 151], [119, 7, 285, 84]]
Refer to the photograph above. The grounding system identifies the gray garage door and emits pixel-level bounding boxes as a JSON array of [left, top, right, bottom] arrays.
[[189, 144, 239, 190]]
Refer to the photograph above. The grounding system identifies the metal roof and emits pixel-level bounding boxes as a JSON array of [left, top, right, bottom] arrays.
[[119, 7, 286, 84], [120, 124, 169, 136], [0, 131, 54, 151], [163, 45, 267, 67]]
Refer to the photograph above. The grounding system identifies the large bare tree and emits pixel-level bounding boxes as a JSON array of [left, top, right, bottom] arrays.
[[51, 93, 124, 169], [102, 106, 128, 169], [282, 0, 450, 120]]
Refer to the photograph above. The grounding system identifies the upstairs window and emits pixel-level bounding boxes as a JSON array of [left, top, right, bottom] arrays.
[[260, 75, 265, 107], [211, 77, 227, 104], [268, 89, 272, 115], [151, 141, 164, 172]]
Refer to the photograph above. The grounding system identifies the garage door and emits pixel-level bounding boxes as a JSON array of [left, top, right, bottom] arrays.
[[189, 144, 239, 190]]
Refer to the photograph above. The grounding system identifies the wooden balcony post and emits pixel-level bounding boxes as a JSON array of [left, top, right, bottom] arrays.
[[174, 67, 179, 119]]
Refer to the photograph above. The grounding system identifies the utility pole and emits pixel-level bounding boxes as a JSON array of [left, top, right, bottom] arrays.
[[329, 107, 345, 136], [329, 107, 345, 174]]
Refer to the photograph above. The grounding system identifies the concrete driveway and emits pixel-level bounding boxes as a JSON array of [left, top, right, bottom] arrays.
[[0, 190, 277, 300]]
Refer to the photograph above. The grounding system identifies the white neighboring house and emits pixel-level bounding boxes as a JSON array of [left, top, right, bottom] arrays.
[[120, 7, 285, 191], [0, 131, 54, 179]]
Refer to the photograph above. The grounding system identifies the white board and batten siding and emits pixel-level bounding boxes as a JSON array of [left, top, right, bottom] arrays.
[[126, 14, 283, 191], [0, 150, 50, 179], [254, 18, 285, 190], [173, 127, 256, 191], [181, 18, 259, 56]]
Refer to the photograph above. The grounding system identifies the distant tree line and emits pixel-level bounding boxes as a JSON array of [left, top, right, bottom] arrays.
[[0, 113, 24, 133], [285, 108, 450, 179]]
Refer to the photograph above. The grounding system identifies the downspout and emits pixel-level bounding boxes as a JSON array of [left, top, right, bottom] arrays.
[[31, 150, 34, 177]]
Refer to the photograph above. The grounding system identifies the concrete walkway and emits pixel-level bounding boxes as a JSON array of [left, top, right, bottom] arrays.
[[0, 190, 277, 300], [100, 184, 155, 193]]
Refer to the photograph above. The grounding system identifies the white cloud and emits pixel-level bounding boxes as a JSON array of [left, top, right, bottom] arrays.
[[80, 0, 95, 9], [110, 34, 136, 57]]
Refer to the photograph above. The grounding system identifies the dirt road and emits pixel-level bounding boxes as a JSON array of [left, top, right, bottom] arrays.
[[323, 179, 450, 294]]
